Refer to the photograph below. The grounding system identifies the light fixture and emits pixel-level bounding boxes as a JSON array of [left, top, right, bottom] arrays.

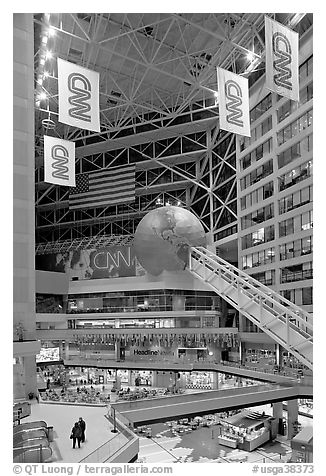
[[43, 71, 50, 78], [45, 50, 53, 60], [247, 51, 255, 62], [41, 35, 48, 45], [48, 26, 56, 37], [37, 92, 47, 101], [39, 58, 45, 66]]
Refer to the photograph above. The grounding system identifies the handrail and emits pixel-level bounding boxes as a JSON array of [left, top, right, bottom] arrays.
[[191, 246, 312, 330], [79, 412, 137, 463], [189, 246, 313, 370]]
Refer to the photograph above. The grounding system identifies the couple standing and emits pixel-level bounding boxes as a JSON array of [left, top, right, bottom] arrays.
[[70, 417, 86, 449]]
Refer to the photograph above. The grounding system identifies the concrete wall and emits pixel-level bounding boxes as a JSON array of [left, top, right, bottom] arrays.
[[13, 13, 37, 397]]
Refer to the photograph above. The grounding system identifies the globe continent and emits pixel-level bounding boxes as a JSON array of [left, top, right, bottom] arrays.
[[134, 206, 206, 276]]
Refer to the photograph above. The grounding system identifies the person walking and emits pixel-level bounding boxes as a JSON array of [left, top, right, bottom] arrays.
[[70, 422, 82, 449], [79, 417, 86, 443]]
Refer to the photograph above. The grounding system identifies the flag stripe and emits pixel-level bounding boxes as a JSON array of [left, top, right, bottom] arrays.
[[89, 165, 135, 179], [69, 194, 135, 210], [69, 164, 135, 210], [89, 173, 135, 189], [69, 183, 135, 201]]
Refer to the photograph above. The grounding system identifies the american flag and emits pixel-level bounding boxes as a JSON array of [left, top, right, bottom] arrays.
[[69, 164, 135, 210]]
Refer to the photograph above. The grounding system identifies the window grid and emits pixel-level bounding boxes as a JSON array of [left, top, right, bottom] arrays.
[[240, 159, 273, 191], [241, 225, 275, 250], [277, 109, 313, 146], [240, 181, 274, 210], [241, 203, 274, 230], [277, 134, 313, 169], [279, 185, 312, 214], [279, 160, 312, 192]]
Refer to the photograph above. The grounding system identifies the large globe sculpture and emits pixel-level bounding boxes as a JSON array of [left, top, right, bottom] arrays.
[[134, 205, 206, 276]]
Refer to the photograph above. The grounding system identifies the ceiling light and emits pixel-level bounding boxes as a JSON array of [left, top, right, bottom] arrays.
[[41, 35, 48, 45], [39, 58, 45, 65], [43, 71, 50, 78], [37, 92, 47, 101], [45, 51, 53, 60], [247, 52, 255, 62], [48, 27, 56, 37]]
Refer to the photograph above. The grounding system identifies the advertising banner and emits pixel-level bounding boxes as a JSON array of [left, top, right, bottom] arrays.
[[217, 67, 251, 137], [44, 135, 75, 186], [36, 245, 146, 280], [57, 58, 100, 132], [265, 16, 299, 101]]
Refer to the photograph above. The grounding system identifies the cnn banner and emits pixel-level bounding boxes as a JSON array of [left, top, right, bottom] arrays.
[[265, 16, 299, 101], [217, 67, 250, 137], [44, 135, 75, 187], [57, 58, 100, 132]]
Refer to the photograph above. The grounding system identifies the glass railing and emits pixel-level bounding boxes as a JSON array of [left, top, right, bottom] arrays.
[[66, 305, 215, 314], [79, 414, 136, 463]]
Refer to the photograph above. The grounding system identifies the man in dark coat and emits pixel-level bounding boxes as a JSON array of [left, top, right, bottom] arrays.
[[79, 417, 86, 443], [71, 421, 82, 448]]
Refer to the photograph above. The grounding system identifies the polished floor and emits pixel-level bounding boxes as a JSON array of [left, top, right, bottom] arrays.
[[24, 401, 114, 462]]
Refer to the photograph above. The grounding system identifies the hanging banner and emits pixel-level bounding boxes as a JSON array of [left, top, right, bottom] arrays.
[[44, 135, 75, 187], [57, 58, 100, 132], [217, 67, 251, 137], [265, 16, 299, 101]]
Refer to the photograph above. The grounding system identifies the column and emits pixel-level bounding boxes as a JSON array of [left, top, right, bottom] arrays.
[[275, 344, 281, 367], [13, 13, 37, 398], [287, 399, 299, 439], [211, 371, 218, 390], [273, 402, 284, 436], [152, 371, 158, 387]]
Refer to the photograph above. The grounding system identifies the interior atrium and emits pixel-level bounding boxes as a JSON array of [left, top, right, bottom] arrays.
[[12, 11, 314, 468]]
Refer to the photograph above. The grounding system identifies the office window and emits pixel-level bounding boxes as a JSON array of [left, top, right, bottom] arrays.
[[279, 186, 312, 214], [302, 287, 313, 305], [301, 211, 313, 231], [241, 204, 274, 230], [279, 160, 313, 191], [250, 93, 272, 123], [277, 109, 313, 146], [277, 82, 313, 123], [279, 218, 294, 237], [251, 269, 275, 286], [242, 225, 275, 250]]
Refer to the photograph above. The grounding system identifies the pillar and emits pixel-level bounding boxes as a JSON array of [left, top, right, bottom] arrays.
[[13, 13, 37, 398], [152, 371, 158, 387], [287, 399, 299, 439], [273, 402, 284, 436], [275, 344, 281, 367], [211, 371, 218, 390]]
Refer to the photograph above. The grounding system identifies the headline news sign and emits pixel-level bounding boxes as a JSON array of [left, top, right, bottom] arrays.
[[36, 245, 145, 280]]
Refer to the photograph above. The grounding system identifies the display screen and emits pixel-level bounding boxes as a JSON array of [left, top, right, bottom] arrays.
[[35, 245, 146, 280], [36, 347, 60, 363]]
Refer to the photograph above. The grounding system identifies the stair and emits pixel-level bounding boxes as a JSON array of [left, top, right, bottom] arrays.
[[188, 246, 313, 370]]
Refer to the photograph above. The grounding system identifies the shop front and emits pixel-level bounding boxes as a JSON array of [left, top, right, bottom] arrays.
[[217, 411, 275, 452]]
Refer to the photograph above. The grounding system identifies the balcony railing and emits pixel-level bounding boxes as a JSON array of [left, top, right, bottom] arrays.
[[281, 268, 313, 283]]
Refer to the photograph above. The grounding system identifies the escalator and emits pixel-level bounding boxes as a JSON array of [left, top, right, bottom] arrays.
[[188, 247, 313, 370]]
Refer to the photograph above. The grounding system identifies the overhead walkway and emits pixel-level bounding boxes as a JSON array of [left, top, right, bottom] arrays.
[[188, 247, 313, 370], [112, 383, 313, 427], [63, 358, 297, 384]]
